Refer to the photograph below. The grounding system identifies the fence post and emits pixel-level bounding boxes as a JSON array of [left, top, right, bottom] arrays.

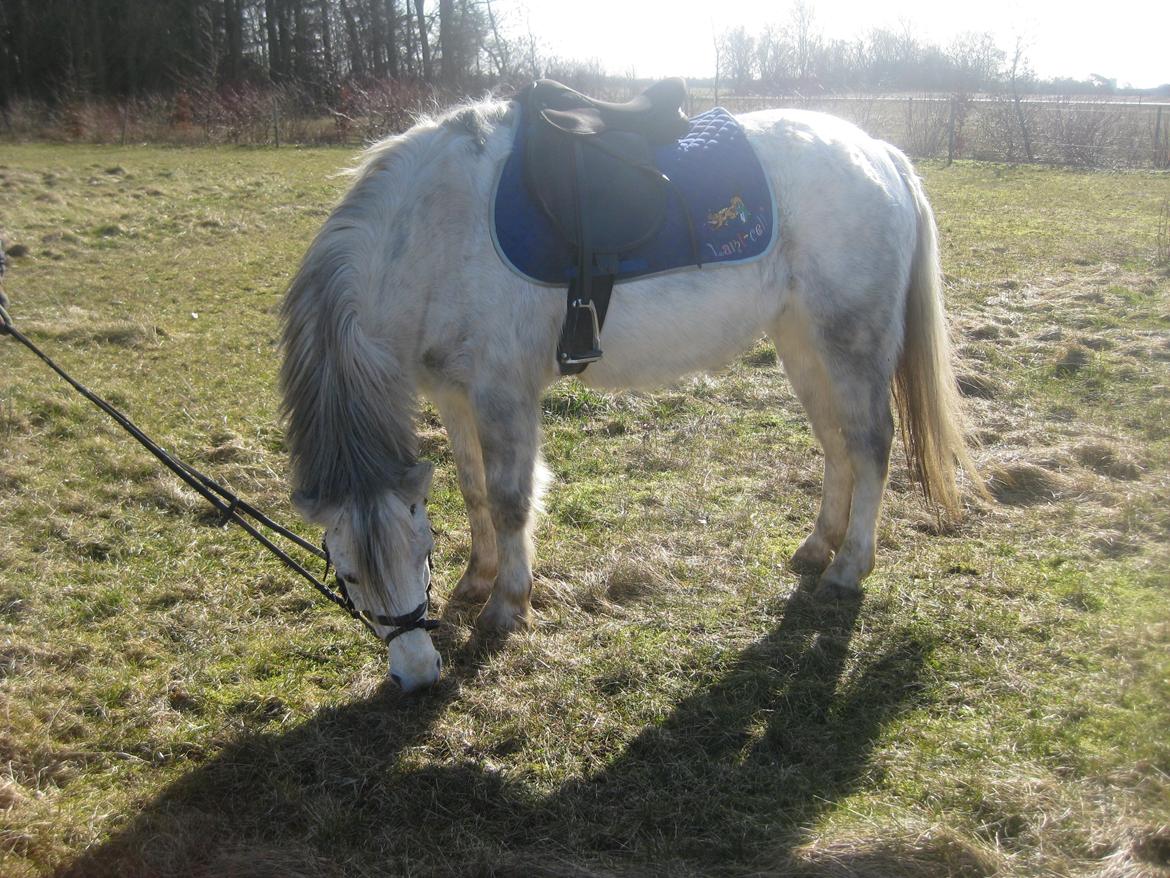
[[272, 97, 280, 149], [1156, 106, 1164, 169], [947, 97, 956, 165], [906, 96, 913, 152]]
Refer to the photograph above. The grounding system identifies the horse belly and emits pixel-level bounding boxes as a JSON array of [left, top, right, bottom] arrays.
[[579, 265, 776, 391]]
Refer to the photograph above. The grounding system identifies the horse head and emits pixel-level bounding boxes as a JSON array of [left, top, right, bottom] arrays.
[[293, 462, 440, 692]]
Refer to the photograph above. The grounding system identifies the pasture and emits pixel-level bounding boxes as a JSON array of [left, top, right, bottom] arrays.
[[1, 143, 1168, 877]]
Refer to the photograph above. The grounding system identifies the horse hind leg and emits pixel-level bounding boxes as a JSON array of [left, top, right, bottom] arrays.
[[817, 376, 894, 599], [433, 392, 497, 605], [773, 313, 896, 599], [773, 322, 853, 576]]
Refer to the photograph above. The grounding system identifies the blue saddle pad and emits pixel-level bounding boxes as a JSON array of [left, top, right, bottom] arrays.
[[491, 107, 776, 285]]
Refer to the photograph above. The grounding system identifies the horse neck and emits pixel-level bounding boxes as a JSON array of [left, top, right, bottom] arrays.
[[282, 102, 512, 503]]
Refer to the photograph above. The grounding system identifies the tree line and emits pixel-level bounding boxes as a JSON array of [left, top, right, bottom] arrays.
[[1, 0, 1160, 112], [0, 0, 521, 107], [711, 3, 1160, 97]]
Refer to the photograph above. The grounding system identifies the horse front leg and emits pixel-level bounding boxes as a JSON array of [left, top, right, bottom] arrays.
[[433, 392, 497, 604], [470, 385, 542, 633]]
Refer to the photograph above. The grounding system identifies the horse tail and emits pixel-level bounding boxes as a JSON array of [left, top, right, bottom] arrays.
[[888, 147, 985, 519]]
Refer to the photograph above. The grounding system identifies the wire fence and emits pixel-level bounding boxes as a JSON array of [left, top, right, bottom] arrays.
[[699, 94, 1170, 169], [4, 86, 1169, 169]]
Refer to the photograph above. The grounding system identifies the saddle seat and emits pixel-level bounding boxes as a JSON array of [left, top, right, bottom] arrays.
[[521, 79, 691, 372], [528, 78, 690, 142]]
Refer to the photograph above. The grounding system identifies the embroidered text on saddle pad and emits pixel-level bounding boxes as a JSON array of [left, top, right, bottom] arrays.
[[492, 107, 776, 285]]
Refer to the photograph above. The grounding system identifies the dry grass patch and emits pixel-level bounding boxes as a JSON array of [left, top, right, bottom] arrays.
[[985, 460, 1067, 505], [1074, 440, 1143, 480], [779, 826, 1001, 877]]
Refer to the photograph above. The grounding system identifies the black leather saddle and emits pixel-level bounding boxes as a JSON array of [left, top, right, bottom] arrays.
[[521, 79, 690, 373]]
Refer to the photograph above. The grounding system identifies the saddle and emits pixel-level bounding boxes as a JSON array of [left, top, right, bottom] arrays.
[[521, 79, 691, 374]]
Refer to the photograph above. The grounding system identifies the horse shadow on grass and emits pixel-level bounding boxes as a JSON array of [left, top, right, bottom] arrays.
[[59, 584, 931, 877]]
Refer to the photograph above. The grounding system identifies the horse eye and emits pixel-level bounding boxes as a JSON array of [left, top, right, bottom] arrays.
[[410, 504, 417, 515]]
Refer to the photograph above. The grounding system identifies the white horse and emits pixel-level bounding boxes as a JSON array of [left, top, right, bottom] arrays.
[[280, 98, 978, 691]]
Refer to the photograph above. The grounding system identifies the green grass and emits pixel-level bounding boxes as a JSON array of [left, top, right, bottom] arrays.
[[2, 145, 1169, 877]]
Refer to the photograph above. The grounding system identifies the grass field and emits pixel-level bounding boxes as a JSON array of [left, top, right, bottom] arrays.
[[1, 143, 1168, 877]]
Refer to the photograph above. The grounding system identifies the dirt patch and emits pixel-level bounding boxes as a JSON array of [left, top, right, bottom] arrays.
[[1090, 530, 1142, 558], [1133, 826, 1170, 866], [1054, 345, 1091, 377], [573, 550, 677, 614], [967, 322, 1003, 341], [205, 437, 252, 463]]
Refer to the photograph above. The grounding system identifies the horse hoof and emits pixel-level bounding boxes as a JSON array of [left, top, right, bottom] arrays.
[[477, 597, 532, 634], [813, 576, 862, 603], [789, 540, 832, 575], [788, 552, 830, 576], [451, 572, 493, 605]]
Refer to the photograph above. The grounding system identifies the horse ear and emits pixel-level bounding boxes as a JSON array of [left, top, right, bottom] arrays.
[[399, 461, 434, 503]]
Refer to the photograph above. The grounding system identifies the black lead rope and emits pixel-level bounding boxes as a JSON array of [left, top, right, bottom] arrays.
[[0, 303, 433, 643]]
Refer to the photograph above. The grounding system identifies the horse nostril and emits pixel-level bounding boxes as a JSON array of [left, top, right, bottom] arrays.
[[390, 673, 403, 688], [435, 656, 442, 674]]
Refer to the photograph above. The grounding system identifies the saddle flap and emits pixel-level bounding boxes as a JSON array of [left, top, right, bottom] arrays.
[[524, 127, 669, 255]]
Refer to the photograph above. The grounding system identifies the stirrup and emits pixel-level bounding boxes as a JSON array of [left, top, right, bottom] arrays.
[[558, 298, 603, 368]]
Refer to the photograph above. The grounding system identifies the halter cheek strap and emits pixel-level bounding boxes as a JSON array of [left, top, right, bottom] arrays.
[[328, 540, 440, 644], [336, 577, 440, 643]]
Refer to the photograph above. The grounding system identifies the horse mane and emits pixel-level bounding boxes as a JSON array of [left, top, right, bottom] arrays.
[[280, 100, 511, 506], [280, 233, 418, 504]]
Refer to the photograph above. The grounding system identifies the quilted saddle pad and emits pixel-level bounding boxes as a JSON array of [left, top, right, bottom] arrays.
[[491, 107, 777, 286]]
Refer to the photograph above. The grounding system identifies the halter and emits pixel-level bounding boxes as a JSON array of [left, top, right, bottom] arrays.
[[324, 541, 440, 644]]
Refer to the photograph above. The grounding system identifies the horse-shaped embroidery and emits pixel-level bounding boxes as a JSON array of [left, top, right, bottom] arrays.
[[280, 97, 982, 691], [707, 195, 748, 229]]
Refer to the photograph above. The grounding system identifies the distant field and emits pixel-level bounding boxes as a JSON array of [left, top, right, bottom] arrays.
[[1, 145, 1168, 877]]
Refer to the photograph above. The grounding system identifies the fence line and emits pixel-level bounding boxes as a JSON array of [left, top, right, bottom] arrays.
[[698, 94, 1170, 169], [4, 87, 1168, 169]]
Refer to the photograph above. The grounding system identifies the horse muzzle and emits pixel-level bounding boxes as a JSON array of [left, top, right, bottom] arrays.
[[387, 628, 442, 692]]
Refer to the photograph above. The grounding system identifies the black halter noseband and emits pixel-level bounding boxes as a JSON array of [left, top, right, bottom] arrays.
[[366, 595, 441, 644], [324, 541, 440, 644]]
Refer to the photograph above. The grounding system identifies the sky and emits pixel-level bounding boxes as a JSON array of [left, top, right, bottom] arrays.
[[508, 0, 1169, 89]]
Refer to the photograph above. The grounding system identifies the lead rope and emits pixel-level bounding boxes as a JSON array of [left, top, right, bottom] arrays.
[[0, 303, 391, 639]]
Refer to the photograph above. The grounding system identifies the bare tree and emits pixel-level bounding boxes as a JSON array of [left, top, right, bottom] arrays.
[[756, 24, 791, 91], [481, 0, 510, 77], [947, 31, 1004, 95], [788, 0, 820, 87], [385, 0, 399, 76], [414, 0, 432, 80], [1008, 36, 1035, 161], [720, 26, 755, 92], [438, 0, 455, 84]]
